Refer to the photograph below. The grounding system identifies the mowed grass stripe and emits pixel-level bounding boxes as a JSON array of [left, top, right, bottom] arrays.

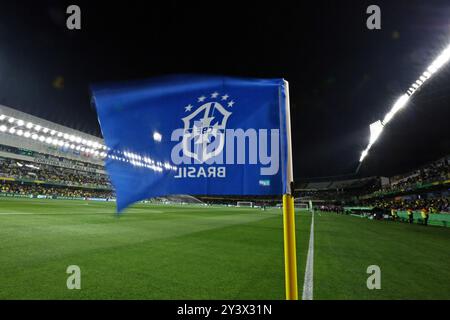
[[314, 212, 450, 300], [0, 198, 311, 299]]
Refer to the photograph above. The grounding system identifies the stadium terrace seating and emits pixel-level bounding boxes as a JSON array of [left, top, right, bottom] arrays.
[[295, 155, 449, 213], [0, 181, 114, 199], [0, 157, 111, 187]]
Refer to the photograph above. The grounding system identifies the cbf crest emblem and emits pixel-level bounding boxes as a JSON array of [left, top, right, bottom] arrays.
[[181, 92, 234, 162]]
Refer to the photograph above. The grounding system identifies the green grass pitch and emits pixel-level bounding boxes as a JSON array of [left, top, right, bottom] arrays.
[[0, 198, 449, 299]]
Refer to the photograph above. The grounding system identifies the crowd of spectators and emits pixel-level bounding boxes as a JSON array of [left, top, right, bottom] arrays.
[[364, 196, 450, 213], [0, 181, 114, 199], [378, 158, 449, 194], [0, 157, 111, 187], [315, 204, 344, 213]]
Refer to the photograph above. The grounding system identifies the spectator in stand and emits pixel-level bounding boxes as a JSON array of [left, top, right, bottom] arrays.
[[407, 208, 414, 224], [421, 207, 430, 226]]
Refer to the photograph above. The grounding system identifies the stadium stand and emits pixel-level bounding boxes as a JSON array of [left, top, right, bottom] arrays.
[[1, 104, 448, 213], [295, 155, 449, 222], [0, 105, 114, 200]]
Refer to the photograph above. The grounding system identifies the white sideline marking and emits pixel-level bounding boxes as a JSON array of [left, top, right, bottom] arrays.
[[302, 211, 314, 300]]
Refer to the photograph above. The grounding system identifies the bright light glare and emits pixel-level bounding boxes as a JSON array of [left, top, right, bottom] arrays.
[[369, 120, 383, 145], [359, 43, 450, 164], [153, 131, 162, 142], [382, 94, 410, 125], [428, 45, 450, 74]]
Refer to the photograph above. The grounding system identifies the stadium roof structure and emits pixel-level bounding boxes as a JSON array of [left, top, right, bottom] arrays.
[[0, 104, 107, 165]]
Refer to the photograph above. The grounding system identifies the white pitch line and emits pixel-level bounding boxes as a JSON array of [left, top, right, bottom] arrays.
[[302, 210, 314, 300]]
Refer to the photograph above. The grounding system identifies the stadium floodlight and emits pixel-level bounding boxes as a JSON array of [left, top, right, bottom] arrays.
[[38, 136, 45, 142], [427, 45, 450, 74], [57, 132, 63, 137], [369, 120, 383, 145], [9, 127, 16, 134], [16, 120, 24, 126], [8, 117, 14, 123], [24, 131, 31, 138], [45, 137, 52, 144], [0, 114, 5, 121], [31, 134, 38, 140], [16, 129, 23, 136], [359, 146, 369, 162], [34, 125, 41, 132], [0, 125, 7, 132], [359, 43, 450, 164], [50, 130, 56, 135], [382, 94, 410, 126], [42, 128, 49, 133], [26, 122, 33, 129]]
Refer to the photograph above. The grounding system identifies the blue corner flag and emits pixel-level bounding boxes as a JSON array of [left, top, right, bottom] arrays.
[[92, 75, 290, 212]]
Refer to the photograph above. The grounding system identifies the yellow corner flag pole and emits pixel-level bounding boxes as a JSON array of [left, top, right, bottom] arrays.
[[282, 80, 298, 300]]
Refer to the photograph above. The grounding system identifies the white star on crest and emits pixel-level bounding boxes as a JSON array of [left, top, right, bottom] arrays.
[[198, 95, 207, 102], [211, 92, 219, 98], [221, 94, 229, 101], [227, 100, 235, 107], [185, 104, 193, 112]]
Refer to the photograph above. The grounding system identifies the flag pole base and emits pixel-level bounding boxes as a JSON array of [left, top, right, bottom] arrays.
[[282, 193, 298, 300]]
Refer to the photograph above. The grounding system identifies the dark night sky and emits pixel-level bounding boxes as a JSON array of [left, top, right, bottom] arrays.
[[0, 0, 449, 180]]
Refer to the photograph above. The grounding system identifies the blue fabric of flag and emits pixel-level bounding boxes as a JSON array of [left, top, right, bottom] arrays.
[[92, 75, 289, 211]]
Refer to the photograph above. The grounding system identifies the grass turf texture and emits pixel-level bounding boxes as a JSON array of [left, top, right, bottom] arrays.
[[0, 198, 449, 299], [0, 198, 311, 299]]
